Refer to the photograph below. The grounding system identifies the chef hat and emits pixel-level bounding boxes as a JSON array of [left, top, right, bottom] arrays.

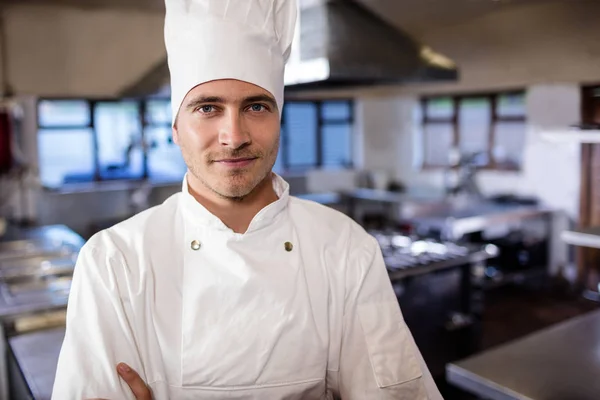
[[164, 0, 297, 124]]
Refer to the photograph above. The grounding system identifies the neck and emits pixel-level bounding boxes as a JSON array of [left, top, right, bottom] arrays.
[[186, 173, 279, 234]]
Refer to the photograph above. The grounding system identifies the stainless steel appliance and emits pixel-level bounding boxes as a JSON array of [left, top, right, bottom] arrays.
[[371, 230, 497, 383]]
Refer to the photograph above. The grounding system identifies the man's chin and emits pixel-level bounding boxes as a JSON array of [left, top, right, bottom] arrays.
[[211, 180, 255, 200], [203, 168, 272, 200]]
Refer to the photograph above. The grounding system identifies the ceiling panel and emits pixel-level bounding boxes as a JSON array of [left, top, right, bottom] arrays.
[[357, 0, 564, 36], [0, 0, 574, 35], [0, 0, 165, 11]]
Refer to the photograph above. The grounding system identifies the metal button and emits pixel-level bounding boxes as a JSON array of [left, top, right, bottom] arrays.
[[191, 240, 201, 251], [284, 242, 293, 252]]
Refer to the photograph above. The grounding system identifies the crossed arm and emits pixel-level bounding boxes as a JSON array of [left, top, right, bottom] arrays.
[[110, 363, 151, 400], [57, 235, 441, 400]]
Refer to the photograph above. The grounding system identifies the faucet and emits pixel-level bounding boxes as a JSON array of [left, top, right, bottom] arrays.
[[445, 151, 487, 200]]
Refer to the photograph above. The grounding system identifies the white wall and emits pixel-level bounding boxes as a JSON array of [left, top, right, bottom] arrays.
[[2, 5, 165, 97], [520, 85, 581, 218], [355, 84, 581, 218], [352, 96, 445, 193], [413, 1, 600, 94]]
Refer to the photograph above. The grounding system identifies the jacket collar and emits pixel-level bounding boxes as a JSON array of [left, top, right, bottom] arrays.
[[180, 172, 290, 234]]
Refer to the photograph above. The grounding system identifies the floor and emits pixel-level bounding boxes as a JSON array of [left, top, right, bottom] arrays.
[[441, 279, 600, 399], [481, 281, 599, 350]]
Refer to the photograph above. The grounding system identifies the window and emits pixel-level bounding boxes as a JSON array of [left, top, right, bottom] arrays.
[[277, 100, 354, 172], [38, 98, 354, 188], [38, 100, 95, 187], [284, 103, 318, 168], [38, 98, 187, 188], [421, 91, 526, 170], [144, 99, 187, 181], [95, 101, 144, 180]]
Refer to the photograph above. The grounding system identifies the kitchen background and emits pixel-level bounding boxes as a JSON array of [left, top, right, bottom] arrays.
[[1, 0, 600, 399]]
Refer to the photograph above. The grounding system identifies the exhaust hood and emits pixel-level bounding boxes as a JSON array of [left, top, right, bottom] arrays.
[[284, 0, 459, 90], [120, 0, 459, 98]]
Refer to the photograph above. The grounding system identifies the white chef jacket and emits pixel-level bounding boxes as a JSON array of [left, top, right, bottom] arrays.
[[52, 173, 443, 400]]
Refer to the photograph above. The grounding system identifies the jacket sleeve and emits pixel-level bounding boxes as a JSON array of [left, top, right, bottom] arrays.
[[332, 233, 443, 400], [51, 240, 145, 400]]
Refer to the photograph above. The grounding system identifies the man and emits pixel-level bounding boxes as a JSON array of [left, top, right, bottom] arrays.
[[52, 0, 443, 399]]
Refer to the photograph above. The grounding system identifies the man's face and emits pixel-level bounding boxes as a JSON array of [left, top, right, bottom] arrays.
[[173, 79, 281, 199]]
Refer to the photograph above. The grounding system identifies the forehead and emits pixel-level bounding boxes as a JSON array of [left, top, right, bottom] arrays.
[[183, 79, 274, 102]]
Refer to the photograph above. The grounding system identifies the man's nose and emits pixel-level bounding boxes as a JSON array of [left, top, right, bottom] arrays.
[[218, 110, 251, 149]]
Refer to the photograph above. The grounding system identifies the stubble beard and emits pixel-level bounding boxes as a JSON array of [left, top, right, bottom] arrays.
[[182, 144, 278, 201]]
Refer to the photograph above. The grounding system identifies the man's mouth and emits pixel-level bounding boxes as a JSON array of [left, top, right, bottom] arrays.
[[214, 157, 258, 168]]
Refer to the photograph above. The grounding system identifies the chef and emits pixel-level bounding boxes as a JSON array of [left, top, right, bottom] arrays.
[[52, 0, 442, 399]]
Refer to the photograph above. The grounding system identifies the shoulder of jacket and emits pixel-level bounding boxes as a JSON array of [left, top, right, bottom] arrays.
[[288, 196, 378, 253], [289, 196, 354, 227], [85, 193, 181, 256]]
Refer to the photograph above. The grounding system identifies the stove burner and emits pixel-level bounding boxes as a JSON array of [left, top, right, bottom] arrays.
[[370, 231, 478, 271]]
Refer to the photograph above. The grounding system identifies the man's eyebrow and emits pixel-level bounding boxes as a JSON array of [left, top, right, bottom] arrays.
[[184, 94, 278, 111], [185, 96, 226, 110], [242, 95, 278, 109]]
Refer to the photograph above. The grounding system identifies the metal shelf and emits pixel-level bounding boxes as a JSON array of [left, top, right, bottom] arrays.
[[561, 226, 600, 249], [541, 130, 600, 144]]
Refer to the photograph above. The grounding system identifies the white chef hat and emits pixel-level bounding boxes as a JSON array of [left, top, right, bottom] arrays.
[[164, 0, 297, 125]]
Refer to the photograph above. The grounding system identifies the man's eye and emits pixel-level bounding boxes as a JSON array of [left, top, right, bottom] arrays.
[[250, 104, 266, 112], [198, 105, 215, 113]]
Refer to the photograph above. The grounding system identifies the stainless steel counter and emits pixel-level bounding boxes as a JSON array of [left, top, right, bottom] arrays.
[[340, 190, 552, 240], [407, 203, 552, 240], [342, 188, 412, 203], [0, 225, 84, 321], [0, 224, 83, 247], [9, 327, 65, 400], [0, 225, 82, 400], [447, 309, 600, 400], [295, 192, 342, 205]]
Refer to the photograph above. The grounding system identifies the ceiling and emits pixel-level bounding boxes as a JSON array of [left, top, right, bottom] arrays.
[[361, 0, 562, 35], [0, 0, 163, 10], [0, 0, 572, 35]]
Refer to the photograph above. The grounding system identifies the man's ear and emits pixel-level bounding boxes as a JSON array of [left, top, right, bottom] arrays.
[[172, 123, 179, 145]]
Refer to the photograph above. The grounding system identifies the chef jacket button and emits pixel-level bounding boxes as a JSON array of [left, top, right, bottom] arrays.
[[191, 240, 201, 251], [284, 242, 293, 252]]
